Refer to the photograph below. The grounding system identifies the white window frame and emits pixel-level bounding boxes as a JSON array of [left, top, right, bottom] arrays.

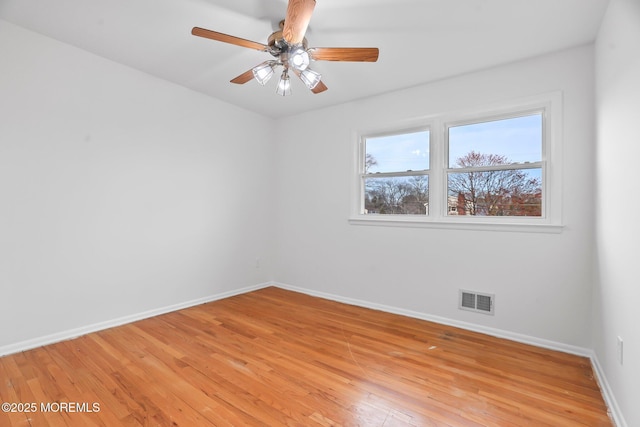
[[359, 126, 431, 216], [349, 92, 563, 233]]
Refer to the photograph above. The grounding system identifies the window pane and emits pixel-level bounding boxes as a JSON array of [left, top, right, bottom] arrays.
[[447, 168, 542, 216], [364, 175, 429, 215], [448, 114, 542, 168], [365, 130, 429, 173]]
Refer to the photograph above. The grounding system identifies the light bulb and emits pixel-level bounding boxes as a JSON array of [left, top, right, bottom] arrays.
[[276, 71, 291, 96], [252, 61, 276, 85], [299, 68, 321, 90], [289, 46, 310, 71]]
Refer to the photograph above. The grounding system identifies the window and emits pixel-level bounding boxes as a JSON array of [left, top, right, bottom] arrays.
[[352, 93, 562, 232], [446, 113, 543, 217], [362, 130, 430, 215]]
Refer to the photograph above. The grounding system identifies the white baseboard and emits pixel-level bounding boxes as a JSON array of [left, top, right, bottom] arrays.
[[590, 352, 627, 427], [1, 280, 625, 426], [272, 282, 591, 356], [271, 282, 625, 427], [0, 282, 271, 357]]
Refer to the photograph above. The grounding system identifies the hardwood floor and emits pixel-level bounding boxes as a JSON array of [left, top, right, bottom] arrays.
[[0, 287, 612, 426]]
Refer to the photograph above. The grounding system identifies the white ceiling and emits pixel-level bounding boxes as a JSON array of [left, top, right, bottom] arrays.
[[0, 0, 609, 118]]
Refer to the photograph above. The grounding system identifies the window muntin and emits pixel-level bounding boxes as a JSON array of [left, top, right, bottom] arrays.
[[361, 130, 430, 215], [446, 112, 544, 217]]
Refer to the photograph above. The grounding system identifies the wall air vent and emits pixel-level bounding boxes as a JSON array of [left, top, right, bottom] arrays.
[[459, 290, 495, 315]]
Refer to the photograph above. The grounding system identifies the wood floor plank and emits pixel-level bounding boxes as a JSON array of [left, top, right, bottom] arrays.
[[0, 358, 32, 426], [0, 287, 613, 426]]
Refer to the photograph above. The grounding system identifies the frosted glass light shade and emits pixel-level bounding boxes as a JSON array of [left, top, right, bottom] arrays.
[[252, 61, 276, 85], [276, 71, 291, 96], [289, 46, 310, 71], [299, 68, 321, 90]]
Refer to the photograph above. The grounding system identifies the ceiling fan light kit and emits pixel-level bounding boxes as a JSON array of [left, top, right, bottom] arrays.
[[289, 46, 311, 71], [191, 0, 379, 96], [276, 70, 292, 96], [252, 61, 277, 86], [299, 68, 322, 90]]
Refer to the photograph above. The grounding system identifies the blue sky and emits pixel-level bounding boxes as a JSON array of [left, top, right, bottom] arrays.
[[366, 113, 542, 172], [448, 114, 542, 167], [366, 130, 430, 173]]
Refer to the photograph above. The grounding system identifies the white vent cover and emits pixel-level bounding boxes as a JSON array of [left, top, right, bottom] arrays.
[[459, 290, 495, 315]]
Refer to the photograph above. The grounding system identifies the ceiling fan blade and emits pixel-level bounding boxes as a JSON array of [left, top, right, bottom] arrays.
[[191, 27, 268, 51], [283, 0, 316, 45], [311, 80, 328, 94], [310, 47, 379, 62], [230, 69, 255, 84]]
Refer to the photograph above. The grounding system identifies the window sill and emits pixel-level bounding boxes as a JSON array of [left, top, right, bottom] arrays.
[[348, 216, 563, 233]]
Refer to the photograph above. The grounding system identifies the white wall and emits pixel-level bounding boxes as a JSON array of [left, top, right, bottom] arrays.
[[594, 1, 640, 426], [274, 45, 596, 348], [1, 10, 633, 424], [0, 20, 275, 351]]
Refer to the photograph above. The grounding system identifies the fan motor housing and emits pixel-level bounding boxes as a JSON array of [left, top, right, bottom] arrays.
[[268, 20, 308, 56]]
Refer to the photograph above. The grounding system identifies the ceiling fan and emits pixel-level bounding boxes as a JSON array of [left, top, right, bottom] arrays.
[[191, 0, 379, 96]]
